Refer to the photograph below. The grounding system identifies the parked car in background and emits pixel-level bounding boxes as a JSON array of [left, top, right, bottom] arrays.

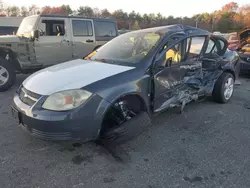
[[0, 17, 23, 35], [235, 28, 250, 73], [11, 24, 239, 142], [118, 29, 131, 35], [0, 14, 118, 91], [227, 32, 239, 50]]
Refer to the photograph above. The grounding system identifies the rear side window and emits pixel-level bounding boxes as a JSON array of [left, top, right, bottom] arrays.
[[72, 20, 93, 36], [0, 26, 18, 35], [206, 39, 215, 53], [189, 37, 205, 55], [205, 37, 227, 56], [95, 21, 117, 37]]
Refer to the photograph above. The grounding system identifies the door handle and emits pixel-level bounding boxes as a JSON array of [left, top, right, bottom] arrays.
[[86, 39, 94, 43]]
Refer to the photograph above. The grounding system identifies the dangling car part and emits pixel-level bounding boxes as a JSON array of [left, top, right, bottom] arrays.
[[12, 24, 239, 142], [230, 27, 250, 73]]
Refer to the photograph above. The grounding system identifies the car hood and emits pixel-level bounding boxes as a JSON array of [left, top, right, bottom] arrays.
[[239, 28, 250, 41], [237, 28, 250, 49], [0, 35, 20, 43], [23, 59, 135, 95]]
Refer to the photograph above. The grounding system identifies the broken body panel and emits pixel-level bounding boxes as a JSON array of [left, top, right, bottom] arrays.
[[235, 28, 250, 72], [151, 29, 239, 113]]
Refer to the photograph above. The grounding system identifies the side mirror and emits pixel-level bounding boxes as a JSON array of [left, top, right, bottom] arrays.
[[31, 30, 40, 39]]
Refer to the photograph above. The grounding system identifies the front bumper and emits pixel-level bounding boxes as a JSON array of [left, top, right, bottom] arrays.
[[12, 93, 110, 141]]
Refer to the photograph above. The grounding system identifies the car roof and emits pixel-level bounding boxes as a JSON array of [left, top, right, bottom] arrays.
[[40, 14, 116, 22], [129, 24, 211, 36]]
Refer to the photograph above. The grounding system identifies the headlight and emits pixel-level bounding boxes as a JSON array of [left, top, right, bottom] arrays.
[[42, 90, 92, 111]]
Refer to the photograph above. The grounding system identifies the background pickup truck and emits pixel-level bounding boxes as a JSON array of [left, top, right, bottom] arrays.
[[0, 14, 118, 91]]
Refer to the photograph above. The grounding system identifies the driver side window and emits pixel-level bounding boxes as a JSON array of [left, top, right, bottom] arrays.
[[155, 35, 184, 67], [165, 43, 182, 65], [39, 19, 65, 36]]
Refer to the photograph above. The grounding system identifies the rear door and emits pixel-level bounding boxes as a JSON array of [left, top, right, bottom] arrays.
[[71, 18, 96, 59], [94, 20, 118, 44], [202, 35, 240, 79], [179, 36, 206, 87], [202, 35, 228, 69]]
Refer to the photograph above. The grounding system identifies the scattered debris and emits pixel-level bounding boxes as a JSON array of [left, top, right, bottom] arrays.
[[72, 154, 93, 165], [103, 177, 116, 183], [204, 120, 212, 124], [72, 143, 82, 148], [34, 146, 50, 152], [244, 103, 250, 109], [95, 140, 131, 163], [183, 176, 203, 183], [73, 183, 84, 188], [218, 111, 226, 116]]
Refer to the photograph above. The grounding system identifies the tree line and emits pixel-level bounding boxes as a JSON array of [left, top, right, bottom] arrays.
[[1, 1, 250, 33]]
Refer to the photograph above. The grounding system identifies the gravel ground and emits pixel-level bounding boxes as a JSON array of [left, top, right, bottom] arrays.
[[1, 74, 250, 188]]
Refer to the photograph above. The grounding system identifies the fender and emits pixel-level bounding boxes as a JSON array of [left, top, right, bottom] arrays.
[[0, 48, 21, 71], [96, 74, 151, 113]]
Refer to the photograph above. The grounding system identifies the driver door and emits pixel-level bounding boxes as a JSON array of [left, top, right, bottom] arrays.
[[153, 35, 186, 112], [153, 36, 206, 112], [34, 17, 73, 66]]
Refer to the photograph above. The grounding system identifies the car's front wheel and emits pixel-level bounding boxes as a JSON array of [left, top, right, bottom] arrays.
[[0, 57, 16, 92], [99, 97, 151, 145], [212, 72, 235, 103]]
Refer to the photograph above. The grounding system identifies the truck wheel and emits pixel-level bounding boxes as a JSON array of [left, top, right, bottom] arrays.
[[99, 98, 151, 145], [212, 72, 234, 103], [0, 57, 16, 92]]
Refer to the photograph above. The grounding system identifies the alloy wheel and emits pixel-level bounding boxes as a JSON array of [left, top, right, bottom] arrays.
[[224, 77, 234, 100], [0, 65, 9, 86]]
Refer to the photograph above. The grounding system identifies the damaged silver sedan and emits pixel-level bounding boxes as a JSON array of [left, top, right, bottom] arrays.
[[11, 24, 240, 143]]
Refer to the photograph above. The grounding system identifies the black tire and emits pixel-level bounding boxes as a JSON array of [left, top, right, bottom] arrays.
[[0, 57, 16, 92], [100, 112, 151, 145], [212, 72, 234, 103]]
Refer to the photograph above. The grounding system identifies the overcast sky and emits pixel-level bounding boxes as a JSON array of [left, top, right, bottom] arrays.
[[4, 0, 250, 17]]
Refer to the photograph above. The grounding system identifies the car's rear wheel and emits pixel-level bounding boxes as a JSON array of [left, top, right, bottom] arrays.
[[0, 57, 16, 92], [212, 72, 234, 103], [99, 97, 151, 145]]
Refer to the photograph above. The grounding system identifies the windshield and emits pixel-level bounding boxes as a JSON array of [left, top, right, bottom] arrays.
[[89, 31, 161, 65], [17, 16, 38, 36], [0, 26, 18, 35]]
